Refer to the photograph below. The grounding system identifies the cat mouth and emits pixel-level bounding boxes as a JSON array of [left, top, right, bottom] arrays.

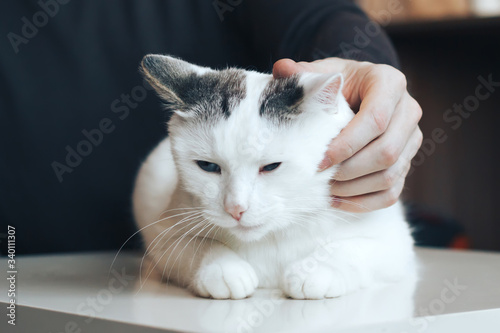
[[233, 224, 262, 232]]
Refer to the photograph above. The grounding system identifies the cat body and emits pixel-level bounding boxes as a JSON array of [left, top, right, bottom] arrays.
[[133, 55, 415, 299]]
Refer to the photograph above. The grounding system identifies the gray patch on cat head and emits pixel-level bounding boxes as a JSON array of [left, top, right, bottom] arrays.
[[141, 55, 246, 122], [187, 69, 247, 122], [259, 76, 304, 124]]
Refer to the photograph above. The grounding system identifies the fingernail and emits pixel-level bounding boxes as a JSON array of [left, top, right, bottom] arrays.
[[330, 196, 341, 208], [318, 157, 333, 171]]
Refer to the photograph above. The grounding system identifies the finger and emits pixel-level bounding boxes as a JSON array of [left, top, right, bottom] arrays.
[[333, 93, 422, 180], [321, 67, 407, 169], [273, 59, 300, 78], [330, 175, 405, 213], [272, 59, 310, 78], [330, 161, 407, 197], [393, 126, 423, 176], [330, 127, 421, 197], [272, 58, 349, 79]]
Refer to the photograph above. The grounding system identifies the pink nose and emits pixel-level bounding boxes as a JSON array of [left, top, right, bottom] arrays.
[[225, 205, 247, 221]]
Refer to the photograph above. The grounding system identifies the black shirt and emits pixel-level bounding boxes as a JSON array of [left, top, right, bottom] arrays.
[[0, 0, 398, 254]]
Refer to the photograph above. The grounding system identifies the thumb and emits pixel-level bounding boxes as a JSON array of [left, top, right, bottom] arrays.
[[272, 59, 310, 78]]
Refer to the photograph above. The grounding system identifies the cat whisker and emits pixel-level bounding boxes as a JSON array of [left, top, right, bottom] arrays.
[[330, 198, 372, 212], [189, 222, 218, 272], [291, 195, 372, 212], [143, 217, 206, 284], [169, 220, 215, 282], [142, 211, 204, 257], [282, 206, 358, 220], [139, 211, 205, 283], [142, 211, 204, 258], [138, 215, 207, 289], [163, 220, 211, 283], [293, 211, 354, 225], [283, 199, 363, 219], [157, 206, 205, 219], [109, 208, 204, 276]]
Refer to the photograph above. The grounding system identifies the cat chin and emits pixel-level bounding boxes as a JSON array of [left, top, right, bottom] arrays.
[[228, 226, 268, 242]]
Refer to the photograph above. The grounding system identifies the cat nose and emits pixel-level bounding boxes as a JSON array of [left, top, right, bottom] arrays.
[[224, 204, 247, 221]]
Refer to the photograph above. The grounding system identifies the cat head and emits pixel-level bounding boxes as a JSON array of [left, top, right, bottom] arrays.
[[141, 55, 353, 242]]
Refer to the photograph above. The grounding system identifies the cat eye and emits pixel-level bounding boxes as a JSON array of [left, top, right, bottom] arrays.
[[260, 162, 281, 173], [196, 160, 221, 173]]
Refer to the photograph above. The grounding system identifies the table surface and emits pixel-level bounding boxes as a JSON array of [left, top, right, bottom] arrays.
[[2, 247, 500, 333]]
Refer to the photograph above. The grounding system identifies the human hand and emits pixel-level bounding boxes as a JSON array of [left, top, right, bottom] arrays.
[[273, 58, 423, 212]]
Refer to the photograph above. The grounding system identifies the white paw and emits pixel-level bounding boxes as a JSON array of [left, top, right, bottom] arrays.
[[193, 259, 258, 299], [282, 262, 359, 299]]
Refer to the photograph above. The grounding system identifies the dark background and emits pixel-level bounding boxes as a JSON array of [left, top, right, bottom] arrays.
[[1, 0, 399, 254], [1, 1, 499, 254], [388, 18, 500, 251]]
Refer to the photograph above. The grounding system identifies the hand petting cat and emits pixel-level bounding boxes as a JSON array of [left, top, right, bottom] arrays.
[[273, 58, 423, 213]]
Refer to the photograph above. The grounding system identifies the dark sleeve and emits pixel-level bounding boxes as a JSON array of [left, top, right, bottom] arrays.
[[235, 0, 399, 68]]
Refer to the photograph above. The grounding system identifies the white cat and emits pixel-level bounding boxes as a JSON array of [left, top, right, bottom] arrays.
[[133, 55, 415, 300]]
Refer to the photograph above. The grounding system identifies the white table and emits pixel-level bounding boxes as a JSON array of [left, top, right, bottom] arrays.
[[1, 248, 500, 332]]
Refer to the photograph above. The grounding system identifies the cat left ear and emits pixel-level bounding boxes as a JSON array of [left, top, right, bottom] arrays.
[[300, 72, 344, 111], [140, 54, 211, 117]]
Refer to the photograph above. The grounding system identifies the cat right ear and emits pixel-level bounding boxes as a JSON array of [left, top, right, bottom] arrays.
[[140, 54, 210, 117], [299, 72, 344, 113]]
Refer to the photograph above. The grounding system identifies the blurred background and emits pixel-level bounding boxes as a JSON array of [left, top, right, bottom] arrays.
[[1, 0, 499, 254], [357, 0, 500, 251]]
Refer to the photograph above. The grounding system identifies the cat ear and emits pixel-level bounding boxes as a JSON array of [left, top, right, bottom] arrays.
[[260, 73, 343, 123], [140, 54, 211, 117], [299, 72, 344, 112]]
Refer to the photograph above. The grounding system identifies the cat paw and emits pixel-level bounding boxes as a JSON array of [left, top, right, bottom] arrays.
[[193, 259, 258, 300], [282, 262, 358, 299]]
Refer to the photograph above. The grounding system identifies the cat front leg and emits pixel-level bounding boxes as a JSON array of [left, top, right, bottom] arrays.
[[281, 237, 412, 299], [147, 234, 258, 299], [282, 261, 364, 300], [192, 244, 258, 299]]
